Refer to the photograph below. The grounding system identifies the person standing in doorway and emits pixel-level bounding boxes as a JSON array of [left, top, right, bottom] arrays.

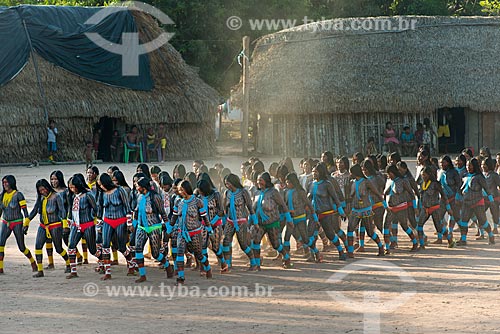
[[47, 119, 58, 162]]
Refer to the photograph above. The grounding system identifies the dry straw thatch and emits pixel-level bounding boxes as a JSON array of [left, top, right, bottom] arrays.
[[246, 16, 500, 116], [0, 10, 220, 163], [233, 16, 500, 156]]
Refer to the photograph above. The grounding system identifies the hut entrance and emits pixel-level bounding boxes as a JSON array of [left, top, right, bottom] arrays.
[[437, 107, 465, 154], [94, 117, 124, 162]]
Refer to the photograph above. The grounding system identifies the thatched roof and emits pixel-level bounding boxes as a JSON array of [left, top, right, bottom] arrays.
[[0, 9, 219, 162], [244, 16, 500, 115]]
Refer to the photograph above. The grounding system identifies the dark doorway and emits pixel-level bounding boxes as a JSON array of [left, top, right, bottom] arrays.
[[437, 107, 465, 154], [94, 117, 118, 162]]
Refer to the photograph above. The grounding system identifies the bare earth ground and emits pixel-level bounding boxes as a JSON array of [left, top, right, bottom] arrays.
[[0, 156, 499, 334]]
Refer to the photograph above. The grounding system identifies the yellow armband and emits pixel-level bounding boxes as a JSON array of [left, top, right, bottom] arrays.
[[62, 219, 69, 229], [23, 217, 31, 227]]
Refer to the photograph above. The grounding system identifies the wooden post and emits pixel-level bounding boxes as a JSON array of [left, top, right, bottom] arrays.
[[242, 36, 250, 156]]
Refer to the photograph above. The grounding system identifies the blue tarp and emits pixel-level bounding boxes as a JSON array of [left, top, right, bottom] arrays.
[[0, 5, 153, 91]]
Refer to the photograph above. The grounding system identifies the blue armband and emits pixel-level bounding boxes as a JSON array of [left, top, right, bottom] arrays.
[[248, 213, 257, 225], [210, 214, 220, 225], [382, 200, 388, 209], [284, 212, 292, 224], [488, 195, 494, 203], [312, 213, 319, 222], [340, 201, 346, 208], [338, 207, 345, 216], [412, 199, 417, 209], [205, 225, 213, 234], [446, 204, 451, 211], [166, 224, 173, 234], [222, 216, 227, 226]]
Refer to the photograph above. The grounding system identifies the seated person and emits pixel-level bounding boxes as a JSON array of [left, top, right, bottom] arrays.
[[400, 126, 416, 156], [125, 125, 140, 162]]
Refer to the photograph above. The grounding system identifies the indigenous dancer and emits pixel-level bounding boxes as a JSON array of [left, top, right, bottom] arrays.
[[417, 167, 455, 249], [482, 158, 500, 234], [197, 179, 227, 271], [0, 175, 37, 274], [284, 173, 322, 262], [384, 165, 419, 252], [252, 172, 293, 269], [30, 179, 70, 277], [66, 176, 98, 278], [457, 158, 495, 246], [132, 177, 173, 283], [361, 159, 387, 246], [222, 174, 256, 271], [97, 173, 133, 280], [168, 180, 212, 284], [438, 156, 462, 239], [347, 165, 386, 258], [308, 163, 347, 260], [396, 161, 421, 248]]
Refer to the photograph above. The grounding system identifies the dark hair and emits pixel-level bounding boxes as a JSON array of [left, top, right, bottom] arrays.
[[282, 157, 295, 172], [462, 148, 473, 158], [137, 163, 151, 178], [378, 155, 387, 170], [73, 173, 89, 189], [368, 136, 375, 143], [269, 162, 279, 175], [313, 162, 329, 181], [98, 173, 116, 191], [159, 172, 173, 187], [361, 159, 377, 176], [252, 160, 265, 174], [367, 155, 378, 168], [386, 165, 402, 178], [258, 172, 274, 189], [337, 156, 350, 171], [185, 172, 197, 190], [112, 170, 130, 188], [388, 152, 401, 165], [484, 158, 496, 171], [208, 168, 221, 187], [179, 180, 193, 195], [197, 179, 213, 196], [35, 179, 55, 196], [1, 175, 17, 200], [396, 161, 414, 178], [107, 165, 119, 173], [350, 164, 365, 179], [50, 170, 67, 188], [421, 166, 437, 181], [136, 177, 152, 190], [199, 165, 209, 174], [173, 178, 183, 186], [353, 152, 364, 164], [440, 155, 454, 170], [468, 158, 481, 174], [150, 165, 162, 175], [385, 121, 392, 127], [285, 172, 304, 192], [88, 166, 99, 176], [480, 147, 492, 159], [225, 173, 243, 189], [193, 159, 204, 166], [457, 154, 467, 166], [173, 164, 186, 179], [276, 164, 289, 180], [197, 172, 216, 189], [69, 176, 88, 194], [322, 151, 334, 166]]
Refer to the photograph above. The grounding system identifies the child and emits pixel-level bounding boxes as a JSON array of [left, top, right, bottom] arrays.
[[366, 137, 378, 156], [157, 124, 167, 163], [401, 126, 416, 157], [47, 119, 58, 161], [146, 127, 157, 163], [83, 141, 95, 169]]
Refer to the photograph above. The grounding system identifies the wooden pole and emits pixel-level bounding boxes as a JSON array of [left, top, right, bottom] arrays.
[[242, 36, 250, 156]]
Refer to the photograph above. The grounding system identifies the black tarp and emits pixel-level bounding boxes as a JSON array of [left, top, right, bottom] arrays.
[[0, 5, 153, 90]]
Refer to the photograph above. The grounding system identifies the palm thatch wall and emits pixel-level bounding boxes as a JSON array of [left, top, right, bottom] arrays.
[[242, 16, 500, 156], [0, 11, 219, 163]]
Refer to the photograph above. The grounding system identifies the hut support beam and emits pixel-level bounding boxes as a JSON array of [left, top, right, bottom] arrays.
[[242, 36, 250, 156]]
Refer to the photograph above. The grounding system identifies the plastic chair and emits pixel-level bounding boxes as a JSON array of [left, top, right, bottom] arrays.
[[123, 138, 143, 163]]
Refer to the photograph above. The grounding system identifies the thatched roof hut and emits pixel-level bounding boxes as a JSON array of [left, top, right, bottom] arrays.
[[0, 6, 219, 163], [243, 16, 500, 156]]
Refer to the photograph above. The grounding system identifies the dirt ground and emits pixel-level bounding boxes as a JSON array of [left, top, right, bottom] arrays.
[[0, 157, 499, 334]]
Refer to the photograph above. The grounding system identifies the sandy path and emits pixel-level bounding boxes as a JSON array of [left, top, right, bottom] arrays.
[[0, 158, 499, 334]]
